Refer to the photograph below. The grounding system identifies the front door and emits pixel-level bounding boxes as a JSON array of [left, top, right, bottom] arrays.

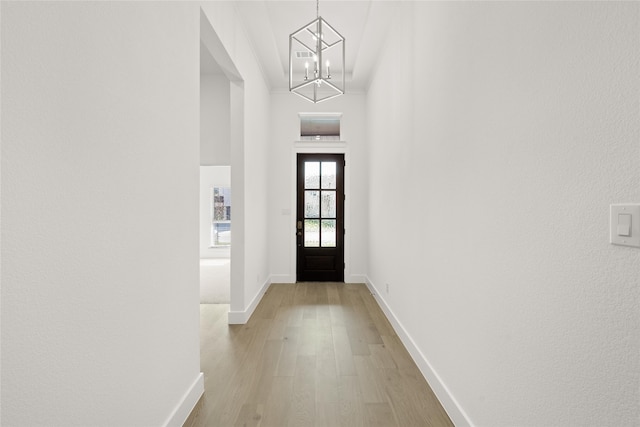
[[296, 153, 345, 282]]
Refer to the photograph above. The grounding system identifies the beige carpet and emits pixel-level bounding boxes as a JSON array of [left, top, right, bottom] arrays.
[[199, 259, 230, 303]]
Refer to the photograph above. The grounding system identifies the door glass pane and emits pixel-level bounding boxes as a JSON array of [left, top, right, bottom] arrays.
[[321, 220, 336, 247], [305, 162, 320, 189], [321, 162, 336, 189], [304, 220, 320, 247], [321, 191, 336, 218], [305, 191, 320, 218]]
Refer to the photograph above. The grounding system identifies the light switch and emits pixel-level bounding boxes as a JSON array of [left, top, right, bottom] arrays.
[[610, 204, 640, 248], [617, 214, 631, 236]]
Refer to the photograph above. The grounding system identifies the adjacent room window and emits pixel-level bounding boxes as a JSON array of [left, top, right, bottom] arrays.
[[299, 113, 341, 141], [211, 187, 231, 247]]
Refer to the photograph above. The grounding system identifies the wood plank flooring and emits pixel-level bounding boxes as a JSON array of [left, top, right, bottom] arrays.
[[184, 283, 453, 427]]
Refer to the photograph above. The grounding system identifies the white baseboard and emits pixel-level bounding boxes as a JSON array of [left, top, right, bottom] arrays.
[[163, 372, 204, 427], [365, 276, 474, 427], [228, 277, 272, 324], [269, 274, 295, 284]]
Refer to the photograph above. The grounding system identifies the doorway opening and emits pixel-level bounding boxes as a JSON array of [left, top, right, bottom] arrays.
[[199, 37, 231, 304], [200, 8, 245, 322]]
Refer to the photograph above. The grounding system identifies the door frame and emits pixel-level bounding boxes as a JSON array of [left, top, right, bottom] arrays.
[[290, 142, 351, 282], [296, 153, 345, 282]]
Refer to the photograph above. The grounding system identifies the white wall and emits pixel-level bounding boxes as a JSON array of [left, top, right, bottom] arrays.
[[366, 2, 640, 426], [200, 166, 231, 258], [268, 93, 368, 283], [1, 2, 202, 426], [200, 4, 271, 321], [200, 73, 230, 166]]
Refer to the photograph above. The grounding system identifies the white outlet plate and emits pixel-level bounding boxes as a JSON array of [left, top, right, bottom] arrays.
[[610, 204, 640, 248]]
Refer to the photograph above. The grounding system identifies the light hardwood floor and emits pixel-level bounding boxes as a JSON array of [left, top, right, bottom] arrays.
[[185, 283, 453, 427]]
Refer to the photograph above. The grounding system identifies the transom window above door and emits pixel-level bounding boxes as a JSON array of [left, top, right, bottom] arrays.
[[299, 113, 342, 141]]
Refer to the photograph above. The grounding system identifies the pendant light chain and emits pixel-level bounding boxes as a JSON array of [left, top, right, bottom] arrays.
[[316, 0, 319, 19]]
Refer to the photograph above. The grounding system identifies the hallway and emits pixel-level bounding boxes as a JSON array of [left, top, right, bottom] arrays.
[[185, 283, 453, 427], [3, 2, 638, 425]]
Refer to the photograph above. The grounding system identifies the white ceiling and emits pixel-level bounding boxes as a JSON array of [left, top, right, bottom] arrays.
[[233, 1, 402, 91]]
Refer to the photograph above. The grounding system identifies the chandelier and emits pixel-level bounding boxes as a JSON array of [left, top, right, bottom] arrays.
[[289, 0, 345, 103]]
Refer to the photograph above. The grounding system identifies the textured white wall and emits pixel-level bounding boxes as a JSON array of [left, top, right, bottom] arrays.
[[366, 2, 640, 426], [200, 74, 230, 166], [268, 93, 368, 283], [1, 2, 201, 426], [200, 166, 231, 258]]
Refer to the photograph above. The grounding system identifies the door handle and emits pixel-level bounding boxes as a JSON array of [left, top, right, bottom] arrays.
[[297, 221, 303, 230]]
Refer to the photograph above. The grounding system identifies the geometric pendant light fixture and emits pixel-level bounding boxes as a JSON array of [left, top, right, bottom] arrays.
[[289, 0, 345, 103]]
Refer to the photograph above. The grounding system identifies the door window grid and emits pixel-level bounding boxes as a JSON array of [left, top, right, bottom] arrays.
[[304, 161, 337, 247]]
